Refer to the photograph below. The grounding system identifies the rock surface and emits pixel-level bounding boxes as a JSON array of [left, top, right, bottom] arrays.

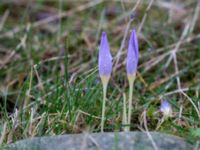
[[6, 132, 194, 150]]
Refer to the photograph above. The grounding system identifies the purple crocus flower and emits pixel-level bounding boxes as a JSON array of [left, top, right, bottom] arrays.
[[126, 29, 139, 76], [98, 32, 112, 77], [98, 32, 112, 132], [160, 100, 172, 117]]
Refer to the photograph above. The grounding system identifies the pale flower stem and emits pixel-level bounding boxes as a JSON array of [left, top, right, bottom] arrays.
[[127, 75, 136, 131], [100, 76, 109, 132], [123, 93, 128, 131]]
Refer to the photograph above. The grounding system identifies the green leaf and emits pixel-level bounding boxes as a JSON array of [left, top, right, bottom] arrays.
[[190, 128, 200, 137]]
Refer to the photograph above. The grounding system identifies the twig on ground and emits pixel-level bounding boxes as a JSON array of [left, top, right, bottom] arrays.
[[0, 122, 7, 145], [189, 0, 200, 34], [181, 91, 200, 119], [0, 9, 9, 31], [143, 110, 158, 150], [0, 0, 103, 39], [137, 0, 154, 34]]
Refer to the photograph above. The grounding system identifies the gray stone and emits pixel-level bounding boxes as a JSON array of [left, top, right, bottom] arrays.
[[6, 132, 194, 150]]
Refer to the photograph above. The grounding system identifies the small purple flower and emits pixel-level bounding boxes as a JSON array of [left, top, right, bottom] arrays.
[[126, 29, 139, 75], [98, 32, 112, 76], [160, 100, 172, 117]]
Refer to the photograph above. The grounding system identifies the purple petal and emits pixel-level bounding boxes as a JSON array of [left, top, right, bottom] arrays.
[[160, 100, 171, 113], [126, 29, 139, 75], [98, 32, 112, 76]]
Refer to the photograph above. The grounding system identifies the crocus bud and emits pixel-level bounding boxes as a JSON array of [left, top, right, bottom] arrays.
[[126, 29, 139, 77], [98, 32, 112, 132], [160, 100, 172, 117], [98, 32, 112, 77]]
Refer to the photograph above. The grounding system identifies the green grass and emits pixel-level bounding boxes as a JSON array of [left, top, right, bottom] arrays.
[[0, 0, 200, 146]]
